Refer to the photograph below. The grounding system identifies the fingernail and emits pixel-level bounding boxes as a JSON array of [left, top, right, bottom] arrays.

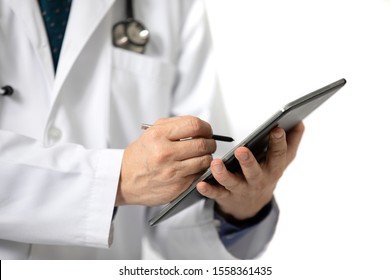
[[212, 162, 223, 173], [237, 152, 249, 161], [197, 183, 207, 194], [273, 129, 284, 139]]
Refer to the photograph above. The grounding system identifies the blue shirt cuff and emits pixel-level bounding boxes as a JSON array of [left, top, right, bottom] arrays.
[[214, 200, 273, 247]]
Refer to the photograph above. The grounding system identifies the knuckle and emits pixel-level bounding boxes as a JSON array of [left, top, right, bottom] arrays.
[[200, 155, 213, 169], [270, 146, 287, 158], [154, 149, 171, 163], [189, 117, 202, 133], [190, 156, 211, 175], [210, 140, 217, 153], [196, 138, 208, 153], [148, 127, 164, 141]]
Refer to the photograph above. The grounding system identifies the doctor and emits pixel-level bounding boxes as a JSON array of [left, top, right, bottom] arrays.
[[0, 0, 304, 259]]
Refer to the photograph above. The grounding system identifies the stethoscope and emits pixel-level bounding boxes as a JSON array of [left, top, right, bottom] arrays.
[[1, 0, 150, 97], [1, 86, 13, 96], [112, 0, 150, 54]]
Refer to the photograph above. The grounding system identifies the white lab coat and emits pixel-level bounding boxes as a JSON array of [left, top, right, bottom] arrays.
[[0, 0, 278, 259]]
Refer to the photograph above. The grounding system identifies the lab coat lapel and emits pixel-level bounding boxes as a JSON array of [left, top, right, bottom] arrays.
[[53, 0, 116, 103], [5, 0, 55, 85]]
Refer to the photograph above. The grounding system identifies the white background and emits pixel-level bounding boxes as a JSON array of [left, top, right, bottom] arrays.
[[205, 0, 390, 279]]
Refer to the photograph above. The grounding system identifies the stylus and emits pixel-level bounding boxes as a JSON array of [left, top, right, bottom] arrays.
[[141, 123, 234, 142]]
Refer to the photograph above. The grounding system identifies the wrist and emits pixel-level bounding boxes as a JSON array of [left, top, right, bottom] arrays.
[[214, 199, 274, 228]]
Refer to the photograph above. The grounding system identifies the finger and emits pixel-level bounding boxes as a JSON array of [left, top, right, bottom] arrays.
[[196, 181, 231, 200], [209, 159, 241, 191], [173, 138, 216, 160], [150, 155, 212, 192], [234, 147, 262, 185], [286, 122, 305, 165], [265, 127, 288, 179], [179, 154, 213, 176], [157, 116, 213, 140]]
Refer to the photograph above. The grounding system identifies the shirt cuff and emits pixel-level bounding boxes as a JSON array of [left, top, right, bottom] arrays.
[[214, 200, 274, 247], [85, 148, 123, 247]]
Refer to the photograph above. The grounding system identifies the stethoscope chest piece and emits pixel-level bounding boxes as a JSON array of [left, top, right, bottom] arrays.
[[113, 19, 149, 53], [1, 86, 13, 96]]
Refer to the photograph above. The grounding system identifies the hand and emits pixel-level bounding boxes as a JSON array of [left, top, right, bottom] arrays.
[[116, 116, 217, 206], [197, 122, 305, 221]]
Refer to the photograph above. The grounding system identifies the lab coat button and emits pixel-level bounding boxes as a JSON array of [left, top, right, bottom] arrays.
[[48, 127, 62, 141]]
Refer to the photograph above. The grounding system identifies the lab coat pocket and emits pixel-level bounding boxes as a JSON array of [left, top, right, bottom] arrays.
[[110, 48, 177, 146]]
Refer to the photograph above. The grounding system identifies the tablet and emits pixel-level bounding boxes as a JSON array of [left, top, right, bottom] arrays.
[[149, 78, 347, 226]]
